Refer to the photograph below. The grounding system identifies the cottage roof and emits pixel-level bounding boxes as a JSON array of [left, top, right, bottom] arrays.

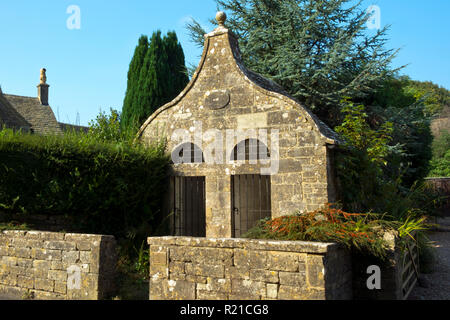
[[0, 90, 31, 131], [2, 94, 62, 135]]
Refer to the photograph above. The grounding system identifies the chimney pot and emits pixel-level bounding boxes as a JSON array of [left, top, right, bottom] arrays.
[[37, 68, 49, 105]]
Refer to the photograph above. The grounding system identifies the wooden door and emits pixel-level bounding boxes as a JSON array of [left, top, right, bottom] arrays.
[[231, 174, 271, 238], [171, 176, 206, 237]]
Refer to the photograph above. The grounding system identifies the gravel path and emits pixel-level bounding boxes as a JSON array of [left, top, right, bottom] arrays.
[[408, 217, 450, 300]]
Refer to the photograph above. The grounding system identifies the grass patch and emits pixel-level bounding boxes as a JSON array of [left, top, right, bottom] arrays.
[[113, 246, 149, 300]]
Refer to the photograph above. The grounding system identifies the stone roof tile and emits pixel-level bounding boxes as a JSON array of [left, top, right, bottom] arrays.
[[0, 93, 32, 131], [3, 94, 62, 135]]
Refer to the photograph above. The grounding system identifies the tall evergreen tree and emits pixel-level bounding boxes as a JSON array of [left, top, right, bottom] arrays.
[[187, 0, 400, 127], [135, 30, 169, 126], [121, 31, 189, 130], [164, 31, 190, 101], [121, 35, 149, 130]]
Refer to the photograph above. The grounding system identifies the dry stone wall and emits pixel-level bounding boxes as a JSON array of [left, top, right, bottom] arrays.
[[352, 231, 419, 300], [0, 230, 117, 300], [148, 237, 352, 300]]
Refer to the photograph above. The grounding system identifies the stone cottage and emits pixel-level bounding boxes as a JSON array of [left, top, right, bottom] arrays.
[[0, 69, 87, 134], [138, 12, 340, 238]]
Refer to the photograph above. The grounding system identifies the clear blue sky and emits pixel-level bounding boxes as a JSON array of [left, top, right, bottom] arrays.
[[0, 0, 449, 126]]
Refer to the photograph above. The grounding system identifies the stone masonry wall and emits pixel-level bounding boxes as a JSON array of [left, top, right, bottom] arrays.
[[0, 230, 117, 300], [352, 231, 418, 300], [148, 237, 352, 300]]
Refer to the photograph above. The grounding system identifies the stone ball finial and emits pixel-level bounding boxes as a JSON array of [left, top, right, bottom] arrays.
[[40, 68, 47, 84], [216, 11, 227, 26]]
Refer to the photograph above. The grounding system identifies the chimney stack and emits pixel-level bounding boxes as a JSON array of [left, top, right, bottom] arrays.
[[37, 68, 49, 105]]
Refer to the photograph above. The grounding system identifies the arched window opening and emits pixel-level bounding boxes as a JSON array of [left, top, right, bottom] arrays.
[[231, 139, 270, 161], [172, 143, 205, 164]]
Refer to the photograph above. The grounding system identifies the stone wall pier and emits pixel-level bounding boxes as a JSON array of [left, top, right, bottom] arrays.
[[148, 237, 352, 300], [0, 230, 117, 300]]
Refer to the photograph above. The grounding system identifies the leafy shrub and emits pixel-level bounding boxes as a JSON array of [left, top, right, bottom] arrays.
[[368, 76, 444, 185], [334, 99, 397, 213], [334, 99, 441, 219], [244, 205, 393, 259], [88, 108, 138, 144], [429, 130, 450, 177], [428, 152, 450, 177], [244, 204, 429, 260], [0, 128, 170, 242], [134, 240, 150, 278]]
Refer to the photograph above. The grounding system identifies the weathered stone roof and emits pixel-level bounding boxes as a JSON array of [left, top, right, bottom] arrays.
[[0, 92, 31, 131], [2, 94, 62, 135]]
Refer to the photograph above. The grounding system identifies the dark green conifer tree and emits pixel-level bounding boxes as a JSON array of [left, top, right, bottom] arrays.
[[121, 35, 149, 131], [135, 30, 169, 125], [122, 31, 189, 130], [164, 31, 190, 101]]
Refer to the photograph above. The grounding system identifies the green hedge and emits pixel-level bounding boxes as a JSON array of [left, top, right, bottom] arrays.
[[0, 129, 170, 240]]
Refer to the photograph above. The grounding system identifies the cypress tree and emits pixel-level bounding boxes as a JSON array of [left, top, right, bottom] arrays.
[[135, 31, 167, 126], [122, 31, 189, 130], [164, 31, 190, 101], [121, 35, 149, 131]]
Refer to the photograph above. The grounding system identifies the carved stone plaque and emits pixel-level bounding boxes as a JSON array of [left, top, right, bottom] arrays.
[[204, 89, 230, 110]]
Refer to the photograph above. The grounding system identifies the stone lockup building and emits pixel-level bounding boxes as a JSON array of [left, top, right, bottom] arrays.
[[138, 12, 340, 238]]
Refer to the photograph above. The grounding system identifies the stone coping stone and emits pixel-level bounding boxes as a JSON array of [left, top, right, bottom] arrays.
[[1, 230, 115, 242], [148, 237, 340, 254]]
